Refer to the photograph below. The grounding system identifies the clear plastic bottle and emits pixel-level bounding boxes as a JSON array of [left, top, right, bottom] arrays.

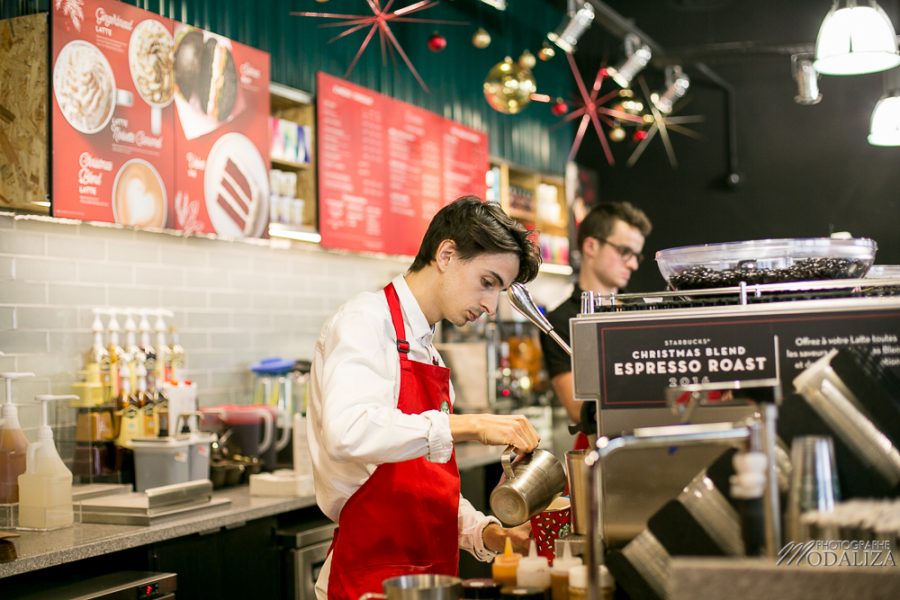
[[0, 372, 34, 504], [167, 325, 185, 383], [85, 312, 111, 404], [567, 565, 614, 600], [517, 540, 550, 590], [567, 565, 587, 600], [138, 311, 157, 395], [550, 541, 582, 600], [115, 361, 141, 448], [106, 311, 124, 402], [17, 394, 77, 530], [153, 312, 169, 388]]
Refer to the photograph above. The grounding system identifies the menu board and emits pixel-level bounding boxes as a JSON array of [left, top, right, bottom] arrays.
[[51, 0, 271, 239], [51, 0, 174, 227], [317, 73, 489, 256]]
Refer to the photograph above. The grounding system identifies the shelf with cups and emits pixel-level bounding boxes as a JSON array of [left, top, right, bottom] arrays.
[[488, 160, 570, 267], [268, 82, 318, 240]]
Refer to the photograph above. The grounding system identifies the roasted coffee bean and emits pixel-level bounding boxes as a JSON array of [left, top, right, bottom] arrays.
[[669, 258, 870, 290]]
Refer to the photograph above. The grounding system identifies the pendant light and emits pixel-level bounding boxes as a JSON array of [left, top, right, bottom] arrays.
[[814, 0, 900, 76], [868, 68, 900, 145]]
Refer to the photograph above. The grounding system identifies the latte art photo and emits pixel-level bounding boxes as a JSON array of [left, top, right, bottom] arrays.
[[113, 159, 167, 228]]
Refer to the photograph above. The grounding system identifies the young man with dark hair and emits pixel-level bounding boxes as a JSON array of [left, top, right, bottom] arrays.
[[308, 196, 543, 600], [540, 201, 652, 437]]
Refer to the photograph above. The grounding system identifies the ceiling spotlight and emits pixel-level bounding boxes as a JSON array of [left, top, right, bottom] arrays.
[[606, 34, 652, 89], [651, 65, 690, 115], [792, 54, 823, 105], [547, 0, 595, 53], [814, 0, 900, 76]]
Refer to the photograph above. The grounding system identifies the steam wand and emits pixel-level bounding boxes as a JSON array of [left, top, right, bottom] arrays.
[[507, 283, 571, 356]]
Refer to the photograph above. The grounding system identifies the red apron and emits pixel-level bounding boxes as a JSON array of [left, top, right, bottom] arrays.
[[327, 283, 460, 600]]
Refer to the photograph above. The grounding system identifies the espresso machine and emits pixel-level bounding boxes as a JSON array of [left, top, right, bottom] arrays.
[[510, 278, 900, 598]]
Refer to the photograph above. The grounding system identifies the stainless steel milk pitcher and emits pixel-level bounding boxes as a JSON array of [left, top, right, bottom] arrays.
[[489, 446, 567, 526]]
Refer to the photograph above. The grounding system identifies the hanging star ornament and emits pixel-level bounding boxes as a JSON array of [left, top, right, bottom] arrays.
[[626, 77, 704, 168], [292, 0, 466, 93], [556, 52, 646, 165]]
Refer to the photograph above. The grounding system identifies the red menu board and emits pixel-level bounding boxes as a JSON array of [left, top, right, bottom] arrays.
[[51, 0, 270, 239], [51, 0, 174, 227], [317, 73, 489, 256]]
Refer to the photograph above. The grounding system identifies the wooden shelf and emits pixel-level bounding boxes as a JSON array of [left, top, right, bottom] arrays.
[[507, 207, 537, 223], [271, 157, 311, 170], [270, 82, 317, 230]]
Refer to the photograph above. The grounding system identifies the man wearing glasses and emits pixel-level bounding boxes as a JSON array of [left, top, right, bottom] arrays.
[[539, 202, 652, 447]]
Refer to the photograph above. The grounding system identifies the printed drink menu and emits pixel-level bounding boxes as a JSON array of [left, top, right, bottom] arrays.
[[317, 73, 489, 256], [52, 0, 175, 228], [51, 0, 271, 239]]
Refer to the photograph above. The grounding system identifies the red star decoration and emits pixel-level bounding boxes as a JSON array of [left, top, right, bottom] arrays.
[[558, 52, 645, 165], [292, 0, 466, 93], [626, 77, 704, 168]]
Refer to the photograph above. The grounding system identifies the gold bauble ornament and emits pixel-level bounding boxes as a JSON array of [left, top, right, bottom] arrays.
[[642, 113, 655, 125], [609, 127, 626, 142], [483, 57, 537, 114], [518, 50, 536, 70], [538, 43, 555, 61], [472, 27, 491, 49]]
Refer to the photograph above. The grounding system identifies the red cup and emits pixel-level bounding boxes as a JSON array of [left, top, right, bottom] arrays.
[[529, 496, 571, 563]]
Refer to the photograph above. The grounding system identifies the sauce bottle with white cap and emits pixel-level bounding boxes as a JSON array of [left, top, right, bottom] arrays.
[[550, 540, 582, 600], [517, 540, 550, 590]]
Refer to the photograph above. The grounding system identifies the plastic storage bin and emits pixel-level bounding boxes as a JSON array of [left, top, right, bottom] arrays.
[[132, 433, 213, 492]]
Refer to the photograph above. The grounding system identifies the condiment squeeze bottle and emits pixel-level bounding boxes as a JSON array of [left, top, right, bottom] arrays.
[[491, 537, 522, 587]]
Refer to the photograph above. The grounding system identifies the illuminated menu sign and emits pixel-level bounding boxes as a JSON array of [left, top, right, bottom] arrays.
[[50, 0, 270, 239], [317, 72, 489, 256]]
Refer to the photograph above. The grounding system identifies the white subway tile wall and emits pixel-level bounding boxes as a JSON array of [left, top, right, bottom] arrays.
[[0, 213, 405, 434], [0, 212, 572, 440]]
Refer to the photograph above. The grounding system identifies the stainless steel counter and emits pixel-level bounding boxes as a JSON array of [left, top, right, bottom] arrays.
[[0, 442, 505, 579]]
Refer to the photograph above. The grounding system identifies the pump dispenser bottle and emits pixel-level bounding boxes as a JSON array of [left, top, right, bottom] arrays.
[[17, 394, 77, 530], [0, 372, 35, 505], [107, 310, 124, 402]]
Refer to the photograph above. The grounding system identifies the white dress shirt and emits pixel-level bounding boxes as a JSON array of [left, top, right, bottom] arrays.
[[309, 275, 500, 598]]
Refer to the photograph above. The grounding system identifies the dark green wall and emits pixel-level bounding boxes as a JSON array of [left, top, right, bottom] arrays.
[[105, 0, 573, 174]]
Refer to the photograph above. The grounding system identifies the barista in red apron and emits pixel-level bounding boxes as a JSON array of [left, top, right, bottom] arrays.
[[327, 283, 460, 600]]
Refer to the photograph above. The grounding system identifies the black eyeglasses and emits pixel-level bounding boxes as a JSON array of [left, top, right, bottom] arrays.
[[593, 237, 645, 265]]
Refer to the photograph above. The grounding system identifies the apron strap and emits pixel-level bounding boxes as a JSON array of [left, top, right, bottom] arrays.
[[384, 283, 412, 370]]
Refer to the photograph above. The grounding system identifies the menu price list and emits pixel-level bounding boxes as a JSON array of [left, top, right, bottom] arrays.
[[317, 72, 488, 256]]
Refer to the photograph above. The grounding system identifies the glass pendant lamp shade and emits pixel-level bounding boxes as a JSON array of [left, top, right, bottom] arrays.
[[814, 1, 900, 75], [868, 92, 900, 145]]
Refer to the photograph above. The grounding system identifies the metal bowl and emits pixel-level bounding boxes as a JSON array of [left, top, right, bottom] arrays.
[[655, 237, 877, 290]]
